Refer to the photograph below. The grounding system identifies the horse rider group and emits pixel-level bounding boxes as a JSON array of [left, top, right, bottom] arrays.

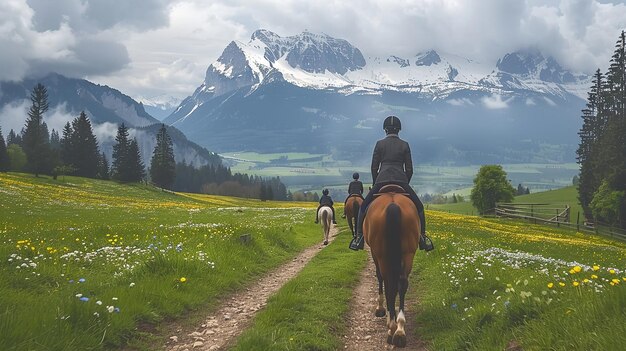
[[315, 115, 434, 252]]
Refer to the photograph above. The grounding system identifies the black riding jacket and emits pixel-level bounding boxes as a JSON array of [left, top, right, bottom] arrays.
[[371, 134, 413, 184], [348, 180, 364, 195], [319, 194, 334, 206]]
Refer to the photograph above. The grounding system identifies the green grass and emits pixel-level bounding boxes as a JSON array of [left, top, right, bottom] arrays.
[[0, 173, 319, 350], [412, 211, 626, 350], [232, 227, 367, 351]]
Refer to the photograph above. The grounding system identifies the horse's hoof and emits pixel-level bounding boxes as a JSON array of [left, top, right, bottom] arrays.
[[375, 308, 386, 318], [323, 241, 328, 245], [393, 331, 407, 347], [387, 334, 394, 345]]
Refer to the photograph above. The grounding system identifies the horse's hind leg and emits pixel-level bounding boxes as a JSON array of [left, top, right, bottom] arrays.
[[384, 275, 398, 345], [392, 274, 409, 347], [374, 261, 386, 317]]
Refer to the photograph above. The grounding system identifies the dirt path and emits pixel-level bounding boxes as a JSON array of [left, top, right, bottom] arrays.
[[166, 225, 339, 351], [344, 247, 428, 350]]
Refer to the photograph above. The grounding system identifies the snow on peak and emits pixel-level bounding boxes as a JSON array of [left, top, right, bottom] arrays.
[[196, 31, 589, 101]]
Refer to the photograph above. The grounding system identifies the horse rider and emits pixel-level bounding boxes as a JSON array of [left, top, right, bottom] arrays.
[[315, 188, 338, 224], [342, 172, 364, 218], [355, 115, 433, 251]]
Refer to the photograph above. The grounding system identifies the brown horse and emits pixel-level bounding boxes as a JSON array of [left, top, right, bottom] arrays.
[[345, 195, 363, 237], [364, 185, 420, 347]]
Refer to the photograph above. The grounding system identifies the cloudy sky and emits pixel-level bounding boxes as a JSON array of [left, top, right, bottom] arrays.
[[2, 0, 626, 102]]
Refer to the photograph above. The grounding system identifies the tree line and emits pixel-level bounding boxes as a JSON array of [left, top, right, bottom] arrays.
[[577, 31, 626, 229], [0, 83, 288, 201]]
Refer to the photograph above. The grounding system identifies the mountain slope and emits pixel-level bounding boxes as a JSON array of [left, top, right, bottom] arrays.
[[0, 73, 220, 167], [165, 30, 589, 164]]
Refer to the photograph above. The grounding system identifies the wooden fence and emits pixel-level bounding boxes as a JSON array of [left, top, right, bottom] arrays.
[[495, 202, 626, 241]]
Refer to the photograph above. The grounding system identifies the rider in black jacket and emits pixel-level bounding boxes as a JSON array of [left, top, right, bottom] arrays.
[[342, 172, 364, 218], [354, 116, 433, 251], [315, 189, 337, 224]]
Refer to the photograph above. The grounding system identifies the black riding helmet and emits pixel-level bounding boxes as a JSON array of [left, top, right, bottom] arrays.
[[383, 115, 401, 133], [352, 172, 359, 180], [322, 189, 329, 195]]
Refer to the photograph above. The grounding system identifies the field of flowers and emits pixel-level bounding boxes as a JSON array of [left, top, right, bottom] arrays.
[[0, 173, 319, 350], [413, 211, 626, 350]]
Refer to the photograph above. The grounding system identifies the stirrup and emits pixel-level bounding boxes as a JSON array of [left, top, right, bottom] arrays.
[[349, 233, 365, 251], [419, 234, 434, 252]]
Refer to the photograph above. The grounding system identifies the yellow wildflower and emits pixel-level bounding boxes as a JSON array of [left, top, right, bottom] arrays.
[[593, 265, 600, 271], [583, 279, 590, 283], [609, 269, 616, 274], [611, 279, 620, 285], [547, 283, 554, 289], [180, 277, 187, 283], [572, 281, 580, 287], [558, 282, 566, 287], [591, 275, 598, 279], [573, 266, 582, 273]]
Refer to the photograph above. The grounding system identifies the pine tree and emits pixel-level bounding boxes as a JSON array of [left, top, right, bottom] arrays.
[[60, 122, 74, 167], [98, 152, 110, 180], [0, 127, 10, 172], [128, 139, 146, 182], [7, 129, 17, 145], [50, 129, 60, 150], [71, 111, 100, 178], [112, 123, 131, 181], [22, 83, 51, 176], [149, 124, 176, 189], [577, 69, 606, 218], [578, 31, 626, 228]]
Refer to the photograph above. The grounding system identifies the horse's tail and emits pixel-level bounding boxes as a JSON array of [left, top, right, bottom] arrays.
[[322, 209, 328, 226], [386, 202, 402, 283]]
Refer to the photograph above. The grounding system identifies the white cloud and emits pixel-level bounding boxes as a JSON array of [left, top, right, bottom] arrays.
[[92, 121, 119, 144], [447, 98, 474, 106], [0, 99, 29, 133], [44, 103, 75, 132], [482, 94, 512, 109], [3, 0, 626, 98]]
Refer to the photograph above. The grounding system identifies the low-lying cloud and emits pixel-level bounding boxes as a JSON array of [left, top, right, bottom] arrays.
[[482, 94, 512, 110]]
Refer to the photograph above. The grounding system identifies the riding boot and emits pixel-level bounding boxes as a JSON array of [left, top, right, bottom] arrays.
[[331, 207, 338, 224], [350, 211, 365, 250], [417, 209, 434, 252]]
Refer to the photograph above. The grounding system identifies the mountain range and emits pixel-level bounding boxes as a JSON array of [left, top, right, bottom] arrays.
[[0, 73, 220, 167], [164, 29, 590, 164]]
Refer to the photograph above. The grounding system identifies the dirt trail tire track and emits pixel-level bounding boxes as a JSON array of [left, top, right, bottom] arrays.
[[167, 225, 339, 351], [344, 246, 428, 350]]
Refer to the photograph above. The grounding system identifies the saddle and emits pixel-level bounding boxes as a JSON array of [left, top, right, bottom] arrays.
[[374, 184, 409, 197], [347, 194, 364, 199]]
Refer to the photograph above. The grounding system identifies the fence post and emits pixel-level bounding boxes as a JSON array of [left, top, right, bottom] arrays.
[[556, 209, 560, 227], [531, 205, 535, 224]]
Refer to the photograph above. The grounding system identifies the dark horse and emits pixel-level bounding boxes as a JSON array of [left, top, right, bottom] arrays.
[[345, 195, 363, 237], [364, 184, 420, 347]]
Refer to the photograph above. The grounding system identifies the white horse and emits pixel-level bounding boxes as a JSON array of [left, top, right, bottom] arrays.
[[318, 206, 333, 245]]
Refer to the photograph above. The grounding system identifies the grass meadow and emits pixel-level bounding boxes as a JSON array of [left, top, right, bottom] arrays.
[[412, 211, 626, 350], [2, 172, 625, 350], [0, 173, 319, 350]]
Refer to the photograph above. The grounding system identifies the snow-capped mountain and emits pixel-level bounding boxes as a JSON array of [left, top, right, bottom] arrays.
[[165, 29, 591, 163], [138, 94, 182, 121], [0, 73, 220, 167]]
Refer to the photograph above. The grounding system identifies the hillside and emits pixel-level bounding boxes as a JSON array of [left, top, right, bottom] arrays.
[[430, 185, 581, 218]]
